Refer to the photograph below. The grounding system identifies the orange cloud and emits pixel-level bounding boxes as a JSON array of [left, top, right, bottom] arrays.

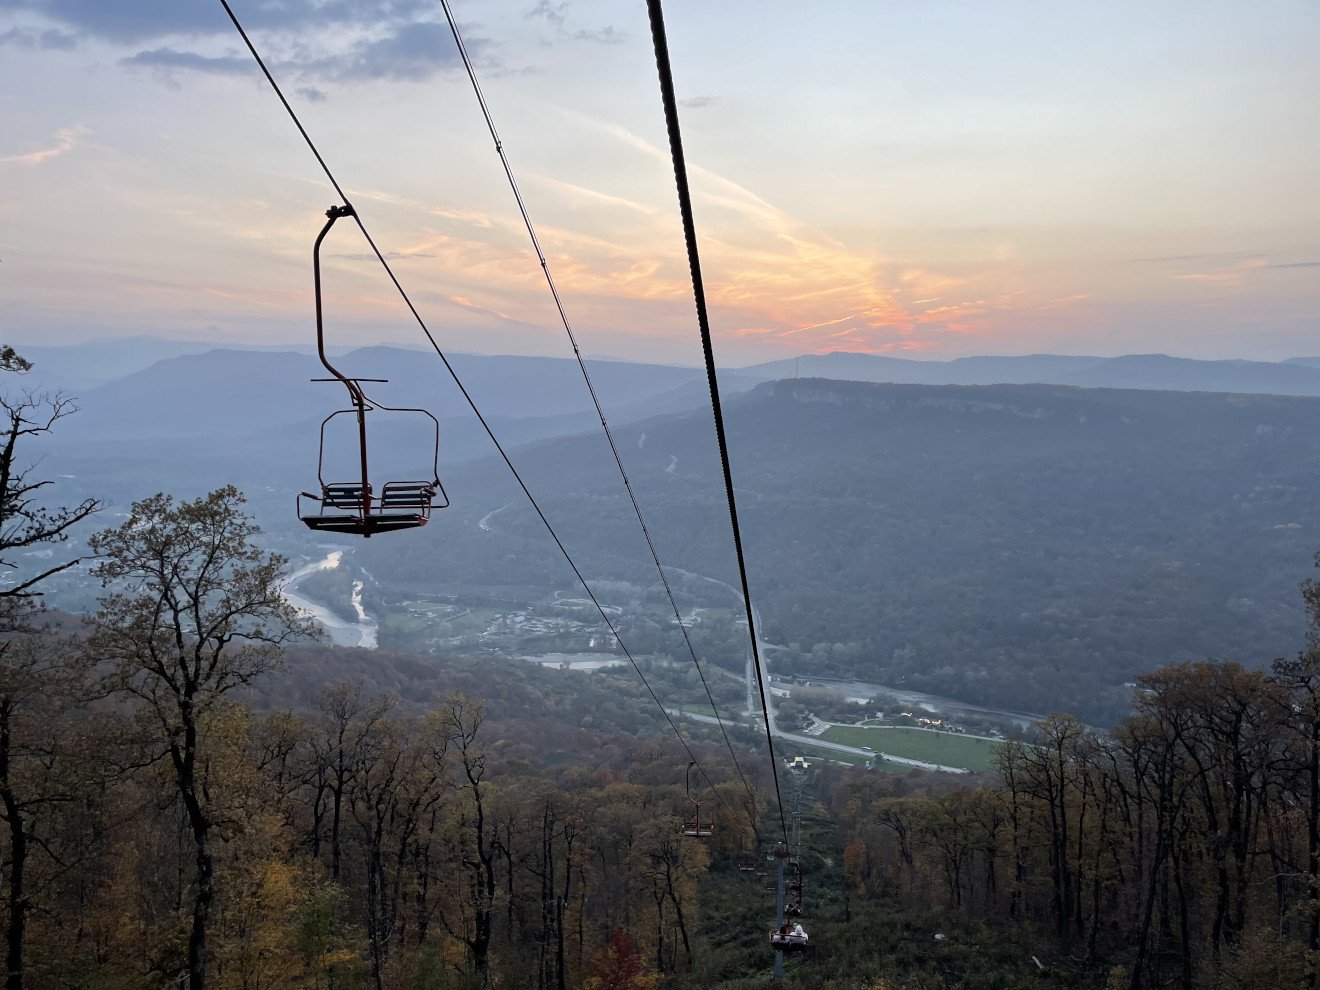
[[179, 111, 1087, 358]]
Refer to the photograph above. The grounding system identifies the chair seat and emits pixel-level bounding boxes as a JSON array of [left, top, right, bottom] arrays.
[[303, 513, 428, 537]]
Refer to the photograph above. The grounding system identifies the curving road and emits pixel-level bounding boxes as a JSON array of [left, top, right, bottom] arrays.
[[670, 708, 968, 774]]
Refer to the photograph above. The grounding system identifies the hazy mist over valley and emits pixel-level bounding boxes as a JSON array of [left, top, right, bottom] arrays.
[[26, 338, 1320, 725]]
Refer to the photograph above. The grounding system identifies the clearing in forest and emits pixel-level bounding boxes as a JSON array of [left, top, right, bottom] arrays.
[[820, 725, 1001, 772]]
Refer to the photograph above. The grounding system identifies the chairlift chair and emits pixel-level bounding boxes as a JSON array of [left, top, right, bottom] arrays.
[[297, 205, 449, 537], [681, 761, 713, 838], [768, 930, 811, 953], [784, 860, 805, 916]]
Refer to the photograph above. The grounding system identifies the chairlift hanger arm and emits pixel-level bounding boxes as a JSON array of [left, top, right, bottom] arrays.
[[313, 204, 363, 402]]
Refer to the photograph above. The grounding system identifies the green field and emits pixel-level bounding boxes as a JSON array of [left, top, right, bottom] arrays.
[[378, 604, 502, 651], [788, 742, 871, 768], [819, 724, 1001, 772], [397, 604, 498, 637]]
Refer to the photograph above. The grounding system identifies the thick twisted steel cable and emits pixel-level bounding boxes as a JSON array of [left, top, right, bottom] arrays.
[[643, 0, 788, 845]]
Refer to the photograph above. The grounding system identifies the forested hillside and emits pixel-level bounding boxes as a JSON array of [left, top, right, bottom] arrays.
[[355, 378, 1320, 723]]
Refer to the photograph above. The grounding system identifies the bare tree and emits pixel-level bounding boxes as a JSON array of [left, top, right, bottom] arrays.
[[0, 346, 100, 990], [0, 632, 99, 990], [440, 693, 498, 987], [0, 351, 100, 605], [311, 682, 392, 880]]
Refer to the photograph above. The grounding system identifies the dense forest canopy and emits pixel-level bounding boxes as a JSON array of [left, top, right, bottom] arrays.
[[4, 514, 1320, 989]]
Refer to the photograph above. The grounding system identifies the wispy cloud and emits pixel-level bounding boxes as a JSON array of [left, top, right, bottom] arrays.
[[297, 21, 470, 85], [1129, 249, 1266, 265], [122, 47, 250, 78], [120, 23, 477, 88], [529, 175, 658, 216], [5, 0, 484, 90], [572, 26, 623, 44], [331, 251, 436, 262], [0, 26, 78, 49], [548, 111, 1049, 355], [525, 1, 624, 45], [525, 1, 568, 29], [349, 187, 496, 230], [0, 0, 434, 45], [0, 125, 85, 167], [446, 294, 515, 322], [1172, 257, 1268, 288]]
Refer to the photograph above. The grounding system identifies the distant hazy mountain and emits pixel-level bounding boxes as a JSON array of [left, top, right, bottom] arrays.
[[72, 350, 327, 440], [741, 351, 1320, 396], [741, 352, 1105, 385], [60, 347, 737, 443], [34, 347, 756, 521], [346, 348, 734, 423], [15, 336, 225, 392], [26, 337, 1320, 413], [1056, 354, 1320, 395]]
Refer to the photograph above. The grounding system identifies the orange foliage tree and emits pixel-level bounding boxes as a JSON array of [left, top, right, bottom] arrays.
[[583, 930, 657, 990]]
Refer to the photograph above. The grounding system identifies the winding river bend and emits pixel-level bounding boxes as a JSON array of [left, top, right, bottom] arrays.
[[282, 550, 379, 649]]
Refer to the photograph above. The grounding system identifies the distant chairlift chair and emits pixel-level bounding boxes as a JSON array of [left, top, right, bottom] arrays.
[[297, 205, 449, 538], [785, 862, 805, 917], [681, 761, 714, 838], [769, 927, 810, 953]]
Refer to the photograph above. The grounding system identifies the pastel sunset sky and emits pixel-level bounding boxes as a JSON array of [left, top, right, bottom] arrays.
[[1, 0, 1316, 363]]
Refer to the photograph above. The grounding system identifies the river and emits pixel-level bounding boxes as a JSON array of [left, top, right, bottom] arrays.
[[282, 550, 379, 649]]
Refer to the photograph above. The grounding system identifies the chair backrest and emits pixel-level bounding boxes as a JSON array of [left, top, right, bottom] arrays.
[[323, 483, 367, 509], [380, 481, 435, 509]]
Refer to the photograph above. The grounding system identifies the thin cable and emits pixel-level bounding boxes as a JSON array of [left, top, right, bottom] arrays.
[[436, 0, 759, 814], [216, 0, 734, 813], [644, 0, 788, 845]]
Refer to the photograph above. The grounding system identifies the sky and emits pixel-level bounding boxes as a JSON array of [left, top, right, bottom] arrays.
[[0, 0, 1317, 365]]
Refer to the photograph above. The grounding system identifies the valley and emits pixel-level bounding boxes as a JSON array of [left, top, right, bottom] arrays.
[[27, 344, 1320, 728], [283, 548, 1029, 773]]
